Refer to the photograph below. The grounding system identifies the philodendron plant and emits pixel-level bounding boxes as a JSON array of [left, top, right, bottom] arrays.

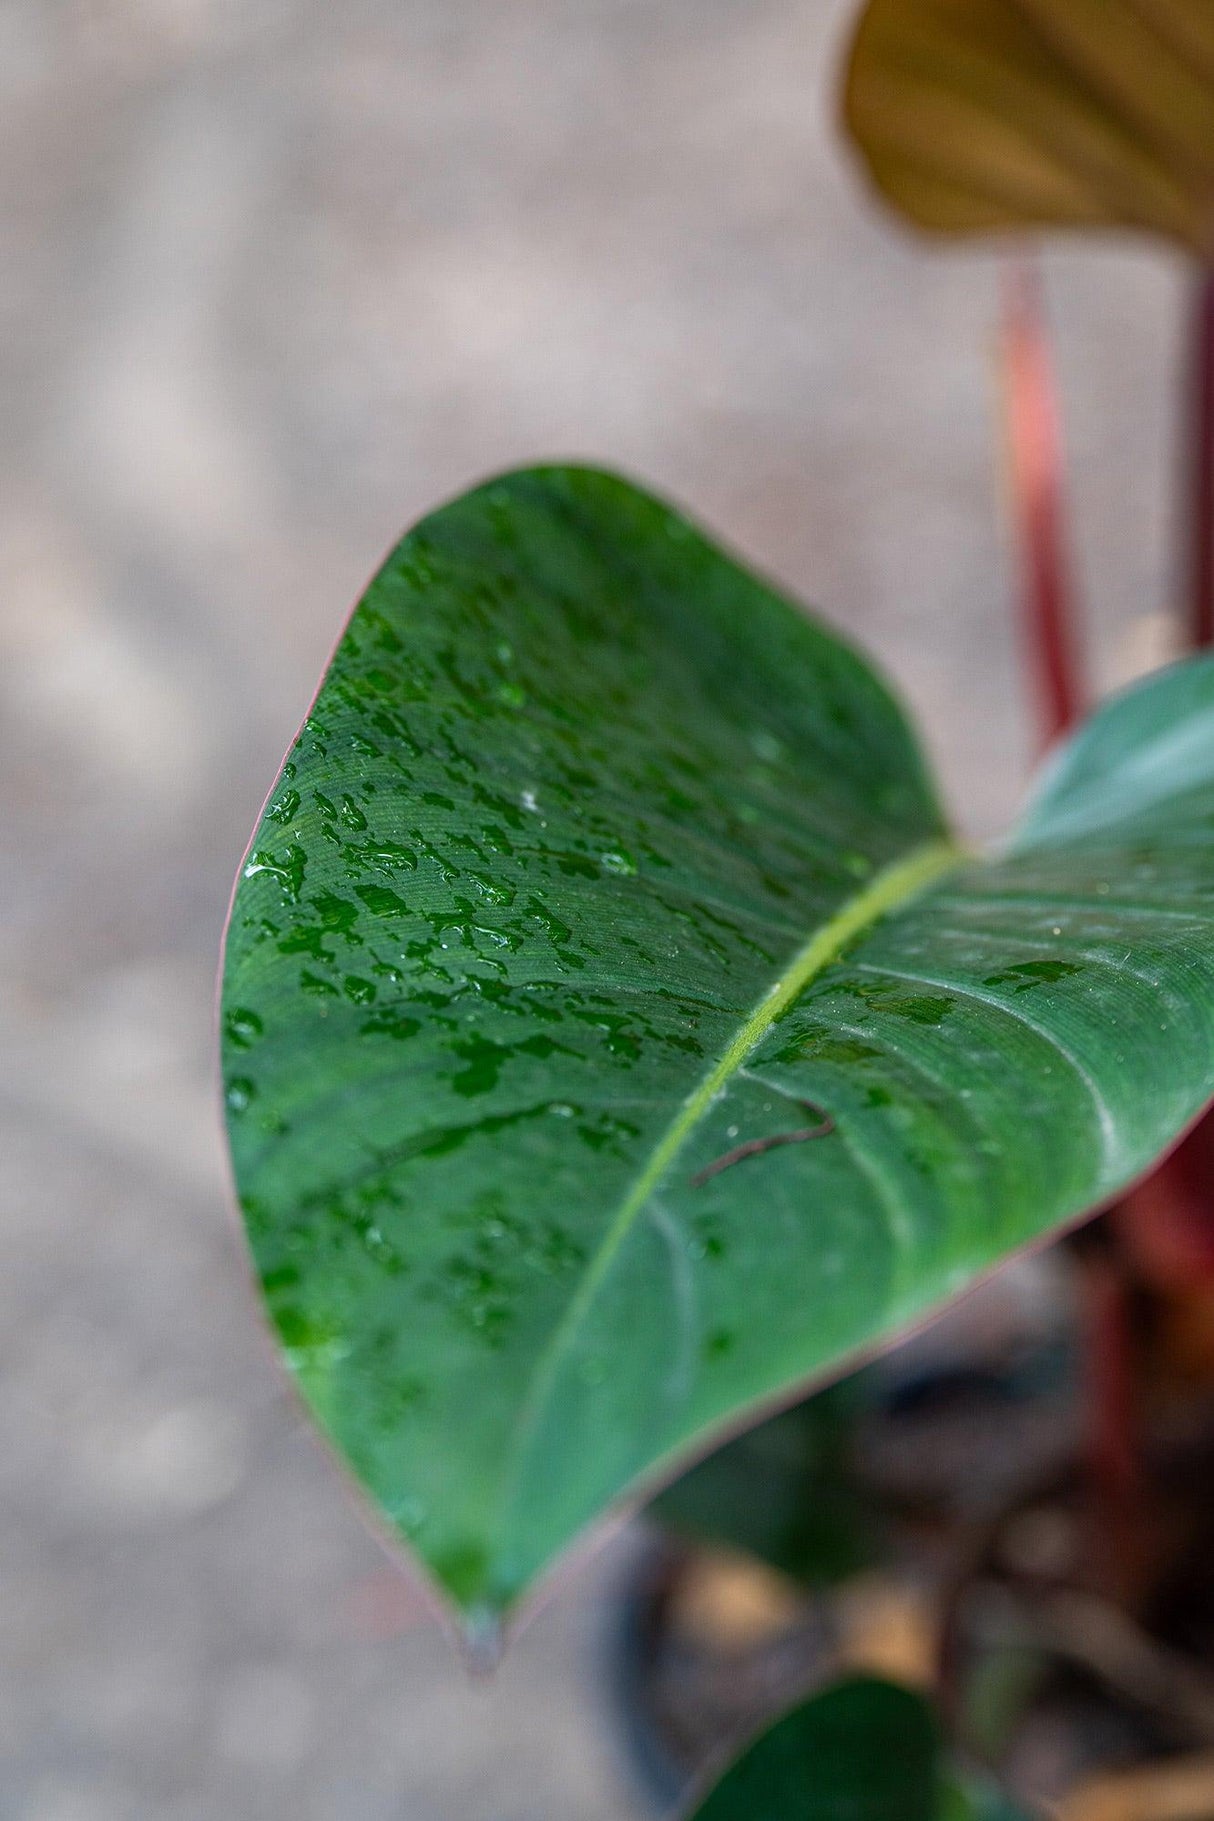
[[219, 6, 1214, 1817], [223, 465, 1214, 1791]]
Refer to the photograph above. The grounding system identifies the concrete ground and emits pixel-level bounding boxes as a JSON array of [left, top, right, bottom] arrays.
[[0, 1, 1189, 1815]]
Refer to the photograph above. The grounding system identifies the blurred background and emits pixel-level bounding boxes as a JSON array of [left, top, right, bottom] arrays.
[[0, 1, 1189, 1815]]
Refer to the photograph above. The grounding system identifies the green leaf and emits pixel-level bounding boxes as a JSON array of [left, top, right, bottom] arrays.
[[649, 1379, 876, 1587], [221, 465, 1214, 1623], [843, 0, 1214, 257], [682, 1677, 1030, 1821]]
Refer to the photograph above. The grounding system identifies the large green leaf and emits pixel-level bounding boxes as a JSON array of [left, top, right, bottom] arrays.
[[221, 465, 1214, 1624], [683, 1677, 1029, 1821], [843, 0, 1214, 257]]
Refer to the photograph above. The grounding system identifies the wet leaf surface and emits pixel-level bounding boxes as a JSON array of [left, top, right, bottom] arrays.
[[222, 466, 1214, 1622]]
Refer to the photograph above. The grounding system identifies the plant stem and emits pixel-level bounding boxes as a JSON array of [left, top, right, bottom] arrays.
[[1000, 255, 1086, 747], [1186, 266, 1214, 649]]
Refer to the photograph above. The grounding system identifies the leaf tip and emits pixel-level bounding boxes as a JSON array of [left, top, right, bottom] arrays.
[[457, 1603, 507, 1679]]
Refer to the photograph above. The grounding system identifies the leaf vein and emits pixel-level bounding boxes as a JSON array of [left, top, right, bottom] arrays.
[[493, 838, 963, 1524]]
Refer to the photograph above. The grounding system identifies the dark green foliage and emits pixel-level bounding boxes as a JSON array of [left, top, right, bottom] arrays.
[[222, 466, 1214, 1620]]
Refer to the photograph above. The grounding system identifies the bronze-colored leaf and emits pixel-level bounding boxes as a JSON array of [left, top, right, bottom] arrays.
[[843, 0, 1214, 257]]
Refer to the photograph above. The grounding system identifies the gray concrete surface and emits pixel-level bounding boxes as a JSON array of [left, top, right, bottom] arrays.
[[0, 1, 1190, 1815]]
